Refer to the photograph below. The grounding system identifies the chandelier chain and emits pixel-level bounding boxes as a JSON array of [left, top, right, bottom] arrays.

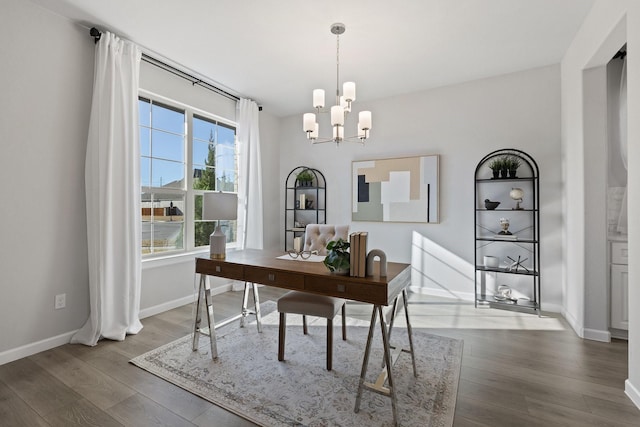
[[336, 33, 340, 102]]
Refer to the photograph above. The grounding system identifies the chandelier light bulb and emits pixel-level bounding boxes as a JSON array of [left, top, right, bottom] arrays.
[[359, 111, 372, 130], [343, 82, 356, 102], [313, 89, 325, 109], [330, 105, 344, 126], [303, 113, 316, 133]]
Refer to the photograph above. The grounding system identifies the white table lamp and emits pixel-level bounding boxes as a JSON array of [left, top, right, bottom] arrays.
[[203, 192, 238, 259]]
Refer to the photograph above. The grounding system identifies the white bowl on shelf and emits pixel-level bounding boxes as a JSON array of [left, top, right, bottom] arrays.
[[483, 256, 499, 268]]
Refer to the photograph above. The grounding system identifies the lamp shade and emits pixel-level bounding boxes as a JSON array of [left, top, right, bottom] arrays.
[[203, 192, 238, 221]]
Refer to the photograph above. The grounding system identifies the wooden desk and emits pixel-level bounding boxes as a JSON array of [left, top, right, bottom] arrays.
[[193, 249, 415, 426]]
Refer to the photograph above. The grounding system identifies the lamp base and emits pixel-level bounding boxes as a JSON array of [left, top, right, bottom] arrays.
[[210, 226, 227, 260]]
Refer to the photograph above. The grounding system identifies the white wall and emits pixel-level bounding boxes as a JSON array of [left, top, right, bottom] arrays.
[[561, 0, 640, 408], [0, 0, 93, 359], [278, 65, 563, 310]]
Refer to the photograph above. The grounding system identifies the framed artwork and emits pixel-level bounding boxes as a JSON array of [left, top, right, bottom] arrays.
[[352, 155, 439, 223]]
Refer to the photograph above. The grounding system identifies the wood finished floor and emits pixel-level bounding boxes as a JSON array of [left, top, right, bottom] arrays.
[[1, 288, 639, 426]]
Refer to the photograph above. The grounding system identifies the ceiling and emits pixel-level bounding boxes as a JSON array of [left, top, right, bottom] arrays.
[[33, 0, 595, 117]]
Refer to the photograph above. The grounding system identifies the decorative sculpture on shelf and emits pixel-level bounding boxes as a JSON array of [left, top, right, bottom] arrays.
[[510, 187, 524, 210], [498, 217, 511, 235]]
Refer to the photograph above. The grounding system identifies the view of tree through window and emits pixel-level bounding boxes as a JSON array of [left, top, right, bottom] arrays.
[[139, 97, 237, 256]]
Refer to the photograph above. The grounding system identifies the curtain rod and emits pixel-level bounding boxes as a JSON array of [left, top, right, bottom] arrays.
[[89, 27, 241, 103]]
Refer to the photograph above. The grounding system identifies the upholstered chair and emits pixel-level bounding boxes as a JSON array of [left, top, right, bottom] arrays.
[[277, 224, 349, 370]]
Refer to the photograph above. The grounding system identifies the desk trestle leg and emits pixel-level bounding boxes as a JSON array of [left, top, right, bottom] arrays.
[[240, 282, 263, 333], [354, 291, 417, 427], [192, 274, 218, 359]]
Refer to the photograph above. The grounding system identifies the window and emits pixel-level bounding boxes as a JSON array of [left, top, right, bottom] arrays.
[[139, 97, 237, 256]]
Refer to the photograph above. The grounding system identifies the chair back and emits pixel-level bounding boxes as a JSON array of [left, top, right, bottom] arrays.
[[303, 224, 349, 255]]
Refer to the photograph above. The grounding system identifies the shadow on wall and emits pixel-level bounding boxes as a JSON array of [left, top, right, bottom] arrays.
[[410, 231, 475, 301]]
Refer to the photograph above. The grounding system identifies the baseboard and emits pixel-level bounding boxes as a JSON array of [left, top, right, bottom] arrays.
[[625, 379, 640, 410], [0, 330, 78, 366], [0, 283, 234, 366], [139, 283, 233, 319], [583, 328, 611, 342], [562, 307, 584, 338]]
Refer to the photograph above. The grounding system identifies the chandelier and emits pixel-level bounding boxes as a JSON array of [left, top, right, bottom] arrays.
[[303, 23, 372, 144]]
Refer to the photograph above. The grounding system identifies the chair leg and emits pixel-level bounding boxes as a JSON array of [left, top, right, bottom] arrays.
[[303, 315, 308, 335], [327, 318, 333, 370], [278, 312, 286, 361], [341, 303, 347, 340]]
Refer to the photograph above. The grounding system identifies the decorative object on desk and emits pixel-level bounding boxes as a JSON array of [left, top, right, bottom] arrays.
[[366, 248, 387, 277], [131, 302, 462, 427], [203, 191, 238, 259], [293, 236, 302, 252], [498, 217, 511, 235], [323, 238, 350, 274], [287, 249, 319, 260], [483, 255, 499, 268], [352, 155, 439, 223], [484, 199, 500, 210], [510, 187, 524, 210], [296, 169, 314, 187], [302, 23, 372, 145], [506, 255, 529, 273], [349, 231, 368, 277]]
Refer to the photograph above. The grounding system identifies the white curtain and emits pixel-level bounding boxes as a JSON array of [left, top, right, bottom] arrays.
[[617, 56, 628, 234], [71, 32, 143, 346], [236, 99, 264, 251]]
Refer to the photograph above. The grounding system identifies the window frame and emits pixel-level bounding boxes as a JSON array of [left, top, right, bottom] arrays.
[[139, 90, 238, 258]]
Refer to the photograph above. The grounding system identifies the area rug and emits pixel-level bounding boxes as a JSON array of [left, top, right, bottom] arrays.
[[131, 302, 463, 427]]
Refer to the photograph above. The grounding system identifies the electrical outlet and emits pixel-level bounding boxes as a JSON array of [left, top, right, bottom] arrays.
[[55, 293, 66, 310]]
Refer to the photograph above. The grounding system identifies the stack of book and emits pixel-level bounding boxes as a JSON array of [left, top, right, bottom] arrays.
[[349, 231, 368, 277]]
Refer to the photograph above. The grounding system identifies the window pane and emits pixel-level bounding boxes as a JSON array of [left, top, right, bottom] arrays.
[[139, 99, 151, 127], [194, 221, 216, 247], [217, 170, 236, 191], [152, 222, 184, 253], [151, 130, 184, 162], [140, 127, 150, 157], [218, 124, 235, 145], [193, 166, 215, 190], [151, 159, 184, 188], [152, 103, 184, 134], [140, 157, 151, 187], [193, 140, 214, 168], [193, 116, 216, 141]]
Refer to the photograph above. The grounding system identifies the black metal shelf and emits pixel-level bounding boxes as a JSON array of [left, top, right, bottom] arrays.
[[474, 149, 541, 314], [284, 166, 326, 251], [475, 265, 539, 276], [476, 237, 538, 244], [476, 208, 537, 212], [476, 177, 535, 183]]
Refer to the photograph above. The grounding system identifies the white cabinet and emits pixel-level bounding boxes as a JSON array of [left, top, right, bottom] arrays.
[[610, 242, 629, 331]]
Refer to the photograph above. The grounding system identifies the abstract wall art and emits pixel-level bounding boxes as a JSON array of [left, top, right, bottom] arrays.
[[352, 155, 439, 223]]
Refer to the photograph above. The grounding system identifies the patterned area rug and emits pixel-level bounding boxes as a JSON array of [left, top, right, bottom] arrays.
[[131, 302, 462, 427]]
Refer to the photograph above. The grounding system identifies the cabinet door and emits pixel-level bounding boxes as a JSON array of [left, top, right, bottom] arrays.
[[611, 263, 629, 330]]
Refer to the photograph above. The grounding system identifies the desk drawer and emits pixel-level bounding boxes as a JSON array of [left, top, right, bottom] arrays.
[[196, 259, 244, 281], [305, 276, 387, 305], [245, 266, 304, 290]]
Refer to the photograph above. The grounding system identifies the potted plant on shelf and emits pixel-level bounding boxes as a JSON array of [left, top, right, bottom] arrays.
[[488, 158, 503, 179], [323, 238, 350, 275], [296, 169, 314, 187], [506, 155, 521, 178]]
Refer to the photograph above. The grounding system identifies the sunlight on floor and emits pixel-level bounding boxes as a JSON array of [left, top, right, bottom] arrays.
[[344, 293, 568, 332]]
